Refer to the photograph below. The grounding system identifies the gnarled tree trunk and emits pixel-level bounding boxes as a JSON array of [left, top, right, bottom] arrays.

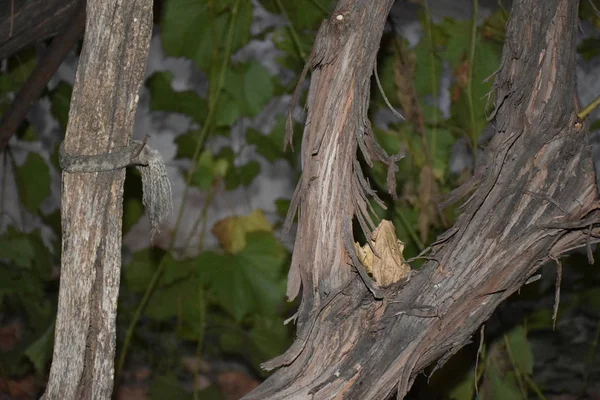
[[246, 0, 595, 398]]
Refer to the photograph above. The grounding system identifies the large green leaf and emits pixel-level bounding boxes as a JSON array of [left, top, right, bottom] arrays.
[[258, 0, 333, 31], [413, 18, 444, 101], [147, 71, 208, 123], [225, 160, 261, 190], [0, 48, 36, 94], [488, 370, 522, 400], [214, 62, 275, 126], [449, 368, 475, 400], [145, 277, 200, 321], [191, 150, 230, 190], [506, 326, 534, 375], [241, 62, 275, 115], [196, 233, 286, 321], [0, 235, 35, 268], [249, 315, 290, 361], [239, 231, 287, 278], [439, 18, 471, 68], [124, 248, 165, 292], [161, 0, 253, 72], [24, 322, 55, 376]]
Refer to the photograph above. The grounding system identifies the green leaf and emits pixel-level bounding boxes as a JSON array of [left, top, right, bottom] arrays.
[[190, 150, 231, 190], [123, 197, 144, 235], [124, 248, 164, 292], [449, 38, 500, 144], [214, 62, 275, 126], [24, 322, 55, 376], [526, 308, 554, 331], [50, 82, 73, 130], [247, 128, 281, 163], [271, 28, 314, 71], [214, 89, 242, 126], [161, 0, 253, 72], [413, 26, 443, 100], [249, 315, 290, 361], [146, 72, 208, 123], [19, 126, 39, 142], [488, 369, 522, 400], [239, 232, 287, 278], [505, 326, 533, 375], [428, 127, 455, 180], [174, 130, 201, 160], [146, 277, 200, 321], [196, 235, 285, 321], [0, 235, 35, 268], [0, 48, 37, 94], [440, 18, 471, 68], [371, 48, 401, 111], [193, 151, 217, 190], [136, 253, 202, 322], [258, 0, 333, 31], [373, 126, 405, 156], [225, 160, 261, 190], [449, 368, 475, 400], [275, 198, 290, 217], [123, 169, 144, 234], [15, 153, 51, 213], [241, 62, 274, 116]]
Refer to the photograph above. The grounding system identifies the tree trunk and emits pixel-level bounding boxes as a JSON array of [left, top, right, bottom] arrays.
[[42, 0, 152, 399], [246, 0, 594, 398]]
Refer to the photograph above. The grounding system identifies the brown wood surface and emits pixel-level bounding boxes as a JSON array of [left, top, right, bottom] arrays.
[[42, 0, 153, 398], [245, 0, 594, 398]]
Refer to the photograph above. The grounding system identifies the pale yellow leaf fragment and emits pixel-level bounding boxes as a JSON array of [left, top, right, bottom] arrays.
[[354, 220, 411, 286], [212, 209, 273, 253]]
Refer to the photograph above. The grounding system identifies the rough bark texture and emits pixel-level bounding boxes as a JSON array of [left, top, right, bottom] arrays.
[[42, 0, 152, 399], [0, 0, 78, 60], [246, 0, 595, 398], [280, 0, 401, 333]]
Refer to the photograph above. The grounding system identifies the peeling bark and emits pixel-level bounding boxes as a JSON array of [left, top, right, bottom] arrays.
[[42, 0, 152, 399], [246, 0, 595, 398]]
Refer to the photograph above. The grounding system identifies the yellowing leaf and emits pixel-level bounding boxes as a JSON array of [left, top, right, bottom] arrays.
[[212, 210, 273, 253]]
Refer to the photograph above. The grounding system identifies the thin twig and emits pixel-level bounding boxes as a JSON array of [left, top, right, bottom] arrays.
[[373, 61, 404, 121], [475, 324, 485, 397], [586, 225, 595, 265], [550, 255, 562, 330]]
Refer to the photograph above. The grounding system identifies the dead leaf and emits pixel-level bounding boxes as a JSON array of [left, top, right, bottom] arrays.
[[115, 384, 148, 400], [0, 320, 23, 352], [354, 220, 411, 286], [217, 371, 260, 400], [452, 60, 470, 102], [0, 375, 37, 400]]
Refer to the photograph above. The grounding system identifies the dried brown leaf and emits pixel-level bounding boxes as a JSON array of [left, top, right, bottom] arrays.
[[354, 220, 411, 286]]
